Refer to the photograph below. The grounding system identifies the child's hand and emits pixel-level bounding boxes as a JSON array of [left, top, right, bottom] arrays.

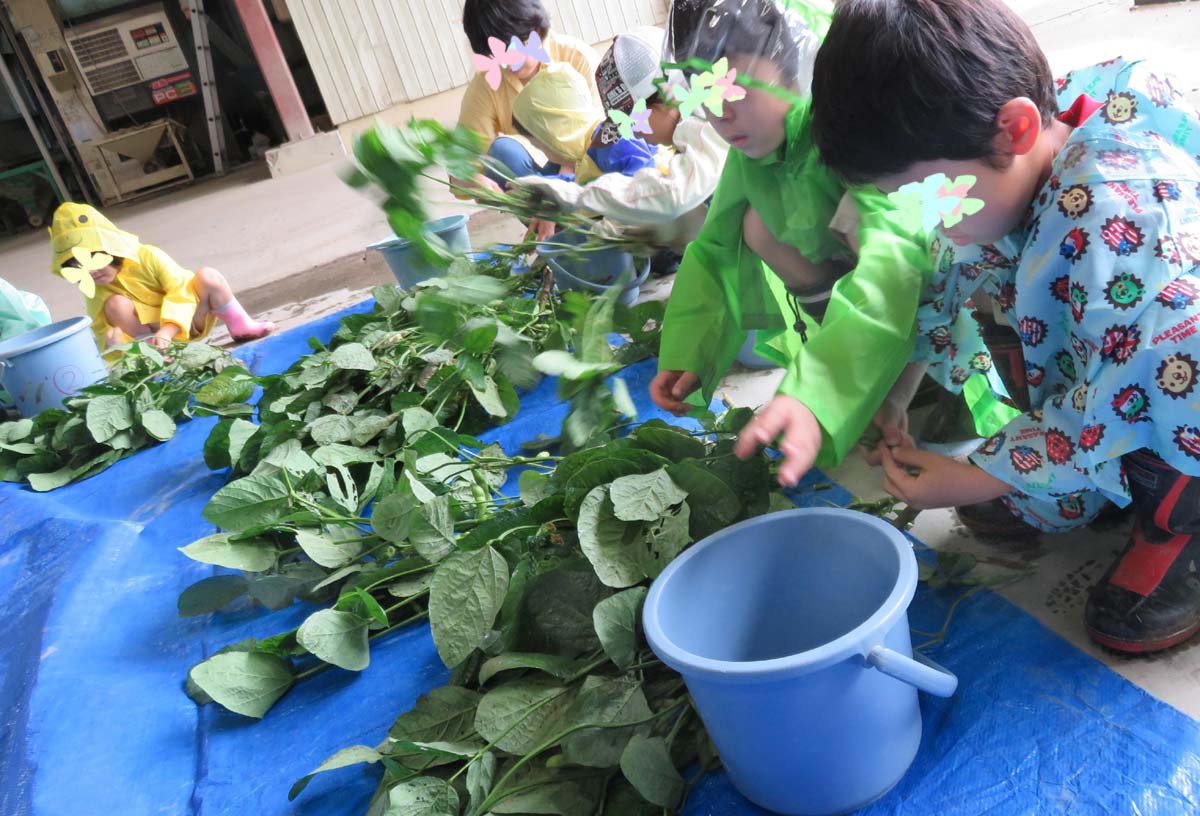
[[104, 327, 126, 350], [148, 325, 180, 351], [650, 370, 701, 416], [878, 443, 1009, 509], [863, 400, 913, 466], [734, 396, 822, 487]]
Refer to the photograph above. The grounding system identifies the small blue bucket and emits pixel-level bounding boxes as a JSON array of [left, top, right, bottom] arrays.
[[0, 316, 108, 417], [644, 508, 957, 816], [537, 231, 650, 307], [369, 214, 472, 289]]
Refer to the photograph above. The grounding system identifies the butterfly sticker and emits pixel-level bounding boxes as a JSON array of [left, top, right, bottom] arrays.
[[472, 36, 523, 91], [61, 247, 115, 298], [888, 173, 986, 233], [508, 30, 550, 66], [671, 58, 746, 118], [609, 99, 653, 140]]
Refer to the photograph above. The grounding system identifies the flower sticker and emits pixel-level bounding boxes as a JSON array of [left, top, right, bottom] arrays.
[[62, 247, 114, 298], [888, 173, 985, 234], [671, 58, 746, 118], [472, 36, 523, 91], [509, 30, 550, 65], [609, 99, 653, 140]]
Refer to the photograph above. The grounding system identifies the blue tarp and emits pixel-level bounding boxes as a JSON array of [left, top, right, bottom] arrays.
[[3, 304, 1200, 816]]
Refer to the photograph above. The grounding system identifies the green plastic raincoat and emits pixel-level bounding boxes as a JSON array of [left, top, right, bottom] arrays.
[[658, 98, 932, 466]]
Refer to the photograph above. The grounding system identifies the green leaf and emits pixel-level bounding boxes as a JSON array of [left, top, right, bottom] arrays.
[[296, 528, 364, 568], [519, 566, 606, 658], [562, 449, 670, 520], [576, 487, 647, 589], [179, 533, 278, 571], [196, 366, 255, 407], [469, 376, 510, 418], [429, 547, 510, 667], [719, 407, 756, 434], [205, 418, 259, 471], [593, 587, 647, 671], [188, 651, 294, 718], [608, 469, 688, 522], [343, 586, 390, 628], [639, 503, 692, 580], [580, 279, 618, 364], [261, 438, 320, 475], [410, 495, 456, 562], [401, 407, 439, 438], [0, 418, 33, 443], [620, 735, 685, 808], [560, 676, 653, 768], [633, 425, 706, 463], [85, 395, 133, 443], [140, 409, 176, 441], [478, 652, 579, 685], [373, 492, 419, 542], [474, 677, 574, 755], [313, 443, 381, 469], [288, 745, 382, 801], [490, 770, 606, 816], [297, 609, 371, 671], [351, 413, 395, 446], [309, 414, 355, 445], [178, 574, 250, 617], [461, 320, 499, 353], [610, 377, 637, 419], [177, 342, 225, 370], [466, 750, 496, 815], [518, 470, 552, 506], [532, 351, 618, 381], [383, 777, 459, 816], [666, 459, 741, 539], [389, 686, 482, 742], [27, 467, 74, 492], [330, 342, 378, 371], [440, 274, 508, 305], [203, 472, 292, 532]]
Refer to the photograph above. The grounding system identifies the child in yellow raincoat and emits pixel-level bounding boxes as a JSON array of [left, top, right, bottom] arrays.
[[49, 203, 275, 351], [512, 63, 659, 187]]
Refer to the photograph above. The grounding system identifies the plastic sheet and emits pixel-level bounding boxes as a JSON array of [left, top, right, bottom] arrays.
[[3, 301, 1200, 816]]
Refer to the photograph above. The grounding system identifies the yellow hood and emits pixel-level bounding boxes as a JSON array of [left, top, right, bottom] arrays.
[[512, 63, 602, 164], [49, 203, 141, 277]]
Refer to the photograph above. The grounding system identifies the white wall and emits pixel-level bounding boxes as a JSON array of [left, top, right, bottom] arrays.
[[285, 0, 668, 124]]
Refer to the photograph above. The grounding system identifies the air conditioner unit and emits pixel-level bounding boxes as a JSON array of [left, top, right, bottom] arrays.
[[64, 3, 189, 98]]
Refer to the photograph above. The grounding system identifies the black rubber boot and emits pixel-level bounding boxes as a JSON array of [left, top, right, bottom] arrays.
[[1086, 451, 1200, 654]]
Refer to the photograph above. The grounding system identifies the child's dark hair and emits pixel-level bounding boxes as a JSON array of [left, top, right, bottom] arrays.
[[668, 0, 803, 88], [462, 0, 552, 57], [811, 0, 1059, 183], [511, 117, 533, 139]]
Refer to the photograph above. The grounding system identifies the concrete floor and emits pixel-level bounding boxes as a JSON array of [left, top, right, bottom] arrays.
[[3, 0, 1200, 716]]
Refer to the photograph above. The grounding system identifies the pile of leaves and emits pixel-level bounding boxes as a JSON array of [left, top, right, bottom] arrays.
[[183, 402, 775, 815], [0, 341, 249, 491], [201, 267, 663, 483]]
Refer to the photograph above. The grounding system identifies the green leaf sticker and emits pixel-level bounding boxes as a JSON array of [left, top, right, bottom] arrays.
[[888, 173, 985, 233]]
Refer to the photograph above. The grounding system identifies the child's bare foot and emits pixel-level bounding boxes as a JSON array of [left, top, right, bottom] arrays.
[[230, 320, 276, 342]]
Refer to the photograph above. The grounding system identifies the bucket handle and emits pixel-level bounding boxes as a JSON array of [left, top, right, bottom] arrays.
[[868, 646, 958, 697]]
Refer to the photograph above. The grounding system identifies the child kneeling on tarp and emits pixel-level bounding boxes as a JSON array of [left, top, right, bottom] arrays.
[[49, 203, 274, 352]]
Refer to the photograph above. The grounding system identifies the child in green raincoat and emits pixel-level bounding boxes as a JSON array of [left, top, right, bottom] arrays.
[[49, 203, 274, 352], [651, 0, 932, 486]]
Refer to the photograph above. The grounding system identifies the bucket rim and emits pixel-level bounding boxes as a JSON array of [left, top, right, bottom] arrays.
[[642, 507, 918, 680], [367, 213, 470, 251], [0, 316, 94, 361]]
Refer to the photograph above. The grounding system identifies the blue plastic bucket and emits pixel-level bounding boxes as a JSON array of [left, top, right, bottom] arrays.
[[644, 508, 957, 816], [369, 214, 472, 289], [0, 316, 108, 417], [537, 230, 650, 306]]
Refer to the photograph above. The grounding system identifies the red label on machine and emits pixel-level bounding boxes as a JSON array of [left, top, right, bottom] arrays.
[[150, 72, 197, 105]]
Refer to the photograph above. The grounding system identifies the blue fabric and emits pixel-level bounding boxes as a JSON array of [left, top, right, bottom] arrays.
[[484, 137, 561, 187], [3, 302, 1200, 816]]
